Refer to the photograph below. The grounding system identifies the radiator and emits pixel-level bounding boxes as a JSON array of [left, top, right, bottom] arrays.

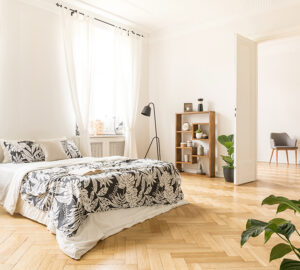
[[91, 142, 103, 157], [90, 135, 125, 157]]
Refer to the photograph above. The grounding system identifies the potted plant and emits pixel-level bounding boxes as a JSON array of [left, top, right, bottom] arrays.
[[241, 195, 300, 269], [195, 129, 202, 139], [217, 134, 234, 182]]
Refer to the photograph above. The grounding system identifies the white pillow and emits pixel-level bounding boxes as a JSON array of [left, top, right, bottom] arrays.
[[37, 140, 68, 162]]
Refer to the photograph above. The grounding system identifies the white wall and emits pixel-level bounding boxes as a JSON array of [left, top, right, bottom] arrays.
[[257, 36, 300, 164], [147, 4, 300, 174], [135, 41, 150, 158], [0, 0, 149, 157], [0, 0, 74, 139], [148, 29, 236, 176]]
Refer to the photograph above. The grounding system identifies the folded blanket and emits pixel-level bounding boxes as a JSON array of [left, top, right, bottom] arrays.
[[69, 168, 104, 176], [20, 159, 184, 237]]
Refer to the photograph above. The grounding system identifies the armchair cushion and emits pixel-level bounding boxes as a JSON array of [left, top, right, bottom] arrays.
[[270, 132, 297, 148]]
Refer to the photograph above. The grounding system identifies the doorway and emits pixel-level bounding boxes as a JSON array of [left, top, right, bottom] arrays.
[[235, 34, 300, 185], [257, 36, 300, 167]]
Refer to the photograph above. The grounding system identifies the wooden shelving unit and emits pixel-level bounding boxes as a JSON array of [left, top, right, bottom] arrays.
[[175, 111, 215, 177]]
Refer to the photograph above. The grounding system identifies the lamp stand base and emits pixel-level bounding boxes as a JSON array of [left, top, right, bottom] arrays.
[[144, 136, 161, 160]]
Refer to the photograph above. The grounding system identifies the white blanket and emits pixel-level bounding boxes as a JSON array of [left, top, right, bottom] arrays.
[[2, 156, 127, 214], [0, 157, 188, 259]]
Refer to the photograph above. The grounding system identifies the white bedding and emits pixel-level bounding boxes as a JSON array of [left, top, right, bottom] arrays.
[[0, 157, 188, 259], [0, 162, 21, 203]]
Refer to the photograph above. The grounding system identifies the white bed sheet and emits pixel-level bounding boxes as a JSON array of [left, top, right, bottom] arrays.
[[0, 162, 26, 204], [0, 157, 188, 259], [17, 197, 187, 259]]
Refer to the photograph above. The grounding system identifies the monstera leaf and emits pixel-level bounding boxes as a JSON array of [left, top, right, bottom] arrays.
[[262, 195, 300, 214], [270, 244, 293, 262], [241, 195, 300, 269], [280, 259, 300, 270], [241, 219, 268, 246]]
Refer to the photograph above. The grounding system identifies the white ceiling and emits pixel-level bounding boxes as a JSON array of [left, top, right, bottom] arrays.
[[75, 0, 300, 33]]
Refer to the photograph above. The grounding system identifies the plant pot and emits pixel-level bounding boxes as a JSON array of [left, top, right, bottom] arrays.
[[196, 133, 202, 139], [223, 167, 234, 183]]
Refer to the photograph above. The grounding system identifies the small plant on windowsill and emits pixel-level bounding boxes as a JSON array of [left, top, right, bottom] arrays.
[[241, 195, 300, 269], [217, 134, 234, 182]]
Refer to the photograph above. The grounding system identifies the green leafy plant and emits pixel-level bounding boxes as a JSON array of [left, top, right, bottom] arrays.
[[217, 134, 234, 169], [195, 129, 202, 133], [241, 195, 300, 269]]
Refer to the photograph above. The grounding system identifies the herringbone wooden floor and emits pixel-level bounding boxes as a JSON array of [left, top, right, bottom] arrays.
[[1, 162, 300, 270]]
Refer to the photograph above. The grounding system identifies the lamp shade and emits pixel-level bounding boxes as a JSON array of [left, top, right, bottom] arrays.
[[141, 104, 151, 116]]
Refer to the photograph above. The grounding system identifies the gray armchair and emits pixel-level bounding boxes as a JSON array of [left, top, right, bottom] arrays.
[[269, 133, 298, 165]]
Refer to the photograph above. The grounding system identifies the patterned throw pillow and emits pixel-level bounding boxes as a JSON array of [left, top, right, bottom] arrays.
[[61, 140, 82, 158], [1, 140, 45, 163]]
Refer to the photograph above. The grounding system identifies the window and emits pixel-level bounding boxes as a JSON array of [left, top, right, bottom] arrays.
[[89, 24, 129, 135]]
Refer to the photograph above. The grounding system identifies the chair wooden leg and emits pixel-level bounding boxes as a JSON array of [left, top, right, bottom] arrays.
[[296, 150, 297, 165], [286, 150, 289, 165], [276, 149, 278, 165], [269, 149, 274, 164]]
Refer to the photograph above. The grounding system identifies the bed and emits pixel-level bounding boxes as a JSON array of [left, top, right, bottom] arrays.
[[0, 155, 187, 259]]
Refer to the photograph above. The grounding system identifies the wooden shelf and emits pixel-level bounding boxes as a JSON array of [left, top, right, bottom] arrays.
[[176, 111, 212, 115], [175, 111, 215, 177], [191, 155, 209, 158], [176, 130, 193, 133], [175, 161, 194, 164]]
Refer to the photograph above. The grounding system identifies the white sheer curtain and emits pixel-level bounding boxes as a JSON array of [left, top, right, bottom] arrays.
[[60, 9, 94, 156], [114, 29, 143, 158]]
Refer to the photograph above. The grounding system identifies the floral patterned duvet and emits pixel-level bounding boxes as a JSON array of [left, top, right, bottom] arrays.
[[20, 159, 184, 237]]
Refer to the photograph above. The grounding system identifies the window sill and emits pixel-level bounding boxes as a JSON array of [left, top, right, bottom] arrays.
[[90, 134, 125, 139]]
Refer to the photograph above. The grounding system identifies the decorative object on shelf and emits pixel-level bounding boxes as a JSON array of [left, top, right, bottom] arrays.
[[91, 120, 104, 135], [184, 154, 189, 163], [204, 148, 209, 156], [199, 163, 205, 175], [182, 122, 190, 131], [202, 132, 208, 139], [180, 142, 187, 147], [197, 98, 204, 112], [195, 129, 203, 139], [75, 124, 80, 136], [141, 102, 161, 160], [114, 119, 124, 135], [197, 144, 204, 156], [184, 103, 193, 112], [187, 140, 193, 147], [218, 134, 234, 183]]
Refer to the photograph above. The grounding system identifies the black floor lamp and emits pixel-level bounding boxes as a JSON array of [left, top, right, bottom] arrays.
[[141, 102, 161, 160]]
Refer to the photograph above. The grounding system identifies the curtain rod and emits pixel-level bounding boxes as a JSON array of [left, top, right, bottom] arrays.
[[56, 3, 144, 37]]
